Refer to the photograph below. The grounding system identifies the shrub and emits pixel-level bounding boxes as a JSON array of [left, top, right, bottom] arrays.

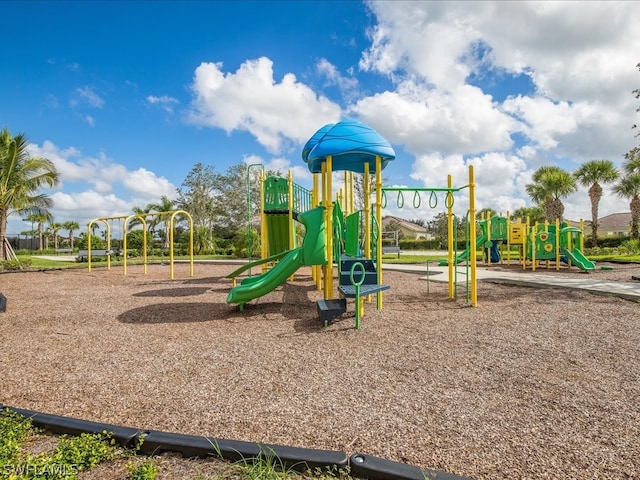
[[1, 259, 31, 271]]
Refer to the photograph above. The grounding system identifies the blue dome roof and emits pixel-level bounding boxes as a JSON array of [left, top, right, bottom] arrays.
[[303, 119, 395, 174]]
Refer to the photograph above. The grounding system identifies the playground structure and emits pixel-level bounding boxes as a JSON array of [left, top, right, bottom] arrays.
[[85, 210, 194, 279], [226, 119, 479, 327], [447, 212, 595, 271]]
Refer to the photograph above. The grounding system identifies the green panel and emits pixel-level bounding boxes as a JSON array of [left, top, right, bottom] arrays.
[[488, 216, 508, 240], [300, 206, 327, 266], [263, 176, 290, 211], [266, 214, 291, 256], [344, 211, 361, 257]]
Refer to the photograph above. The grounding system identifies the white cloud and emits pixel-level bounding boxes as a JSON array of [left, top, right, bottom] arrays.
[[70, 85, 105, 108], [122, 168, 178, 200], [146, 95, 179, 113], [352, 81, 515, 155], [22, 141, 177, 230], [315, 58, 360, 100], [187, 57, 342, 154]]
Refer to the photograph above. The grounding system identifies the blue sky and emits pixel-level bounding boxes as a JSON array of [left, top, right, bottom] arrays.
[[2, 1, 639, 235]]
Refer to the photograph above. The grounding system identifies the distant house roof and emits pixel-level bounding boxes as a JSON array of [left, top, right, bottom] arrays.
[[565, 212, 631, 233], [381, 216, 428, 234], [598, 212, 631, 229]]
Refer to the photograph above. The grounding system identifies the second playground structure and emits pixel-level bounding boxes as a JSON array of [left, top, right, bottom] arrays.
[[446, 213, 595, 271]]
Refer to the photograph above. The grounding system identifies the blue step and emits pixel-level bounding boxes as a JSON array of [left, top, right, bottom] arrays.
[[339, 257, 378, 286], [338, 284, 390, 298]]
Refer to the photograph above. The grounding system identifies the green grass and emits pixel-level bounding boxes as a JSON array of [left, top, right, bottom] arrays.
[[381, 254, 440, 264]]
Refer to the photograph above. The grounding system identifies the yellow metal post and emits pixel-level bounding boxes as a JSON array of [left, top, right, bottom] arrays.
[[447, 175, 454, 299], [375, 155, 383, 309], [364, 163, 371, 260], [349, 171, 354, 215], [260, 169, 267, 272], [313, 172, 321, 290], [469, 165, 477, 307], [324, 156, 334, 299]]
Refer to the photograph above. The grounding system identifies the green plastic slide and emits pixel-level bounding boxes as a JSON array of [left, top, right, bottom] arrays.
[[226, 207, 327, 306], [439, 234, 487, 266], [562, 248, 595, 271]]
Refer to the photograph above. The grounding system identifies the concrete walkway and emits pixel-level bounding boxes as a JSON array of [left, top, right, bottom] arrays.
[[383, 263, 640, 302]]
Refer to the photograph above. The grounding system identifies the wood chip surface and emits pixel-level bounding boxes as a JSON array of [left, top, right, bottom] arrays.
[[1, 262, 638, 479]]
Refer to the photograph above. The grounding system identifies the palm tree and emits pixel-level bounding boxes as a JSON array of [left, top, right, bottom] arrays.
[[128, 205, 152, 231], [25, 211, 53, 251], [147, 195, 176, 249], [63, 220, 80, 249], [573, 159, 618, 247], [49, 221, 63, 250], [0, 128, 59, 260], [612, 174, 640, 239], [525, 166, 577, 222], [624, 147, 640, 173]]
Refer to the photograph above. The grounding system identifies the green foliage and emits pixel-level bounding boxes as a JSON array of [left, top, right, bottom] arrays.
[[126, 458, 158, 480], [307, 464, 353, 480], [621, 238, 640, 255], [398, 238, 440, 250], [232, 226, 261, 257], [76, 234, 105, 250], [126, 229, 152, 251], [1, 258, 31, 270], [193, 225, 217, 255], [51, 431, 116, 472], [0, 410, 118, 479], [425, 212, 467, 247], [0, 409, 34, 463]]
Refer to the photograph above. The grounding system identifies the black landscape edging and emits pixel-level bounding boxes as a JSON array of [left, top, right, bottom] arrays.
[[9, 407, 140, 448], [350, 453, 473, 480], [137, 429, 348, 472], [2, 406, 473, 479]]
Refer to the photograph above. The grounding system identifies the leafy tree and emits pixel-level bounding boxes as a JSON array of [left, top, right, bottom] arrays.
[[573, 159, 618, 247], [211, 162, 279, 239], [613, 173, 640, 239], [525, 166, 577, 222], [426, 212, 466, 248], [0, 128, 59, 259], [476, 207, 497, 220], [125, 229, 151, 251], [353, 172, 388, 211], [511, 205, 545, 224], [77, 233, 105, 250], [176, 163, 217, 230], [211, 163, 251, 238]]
